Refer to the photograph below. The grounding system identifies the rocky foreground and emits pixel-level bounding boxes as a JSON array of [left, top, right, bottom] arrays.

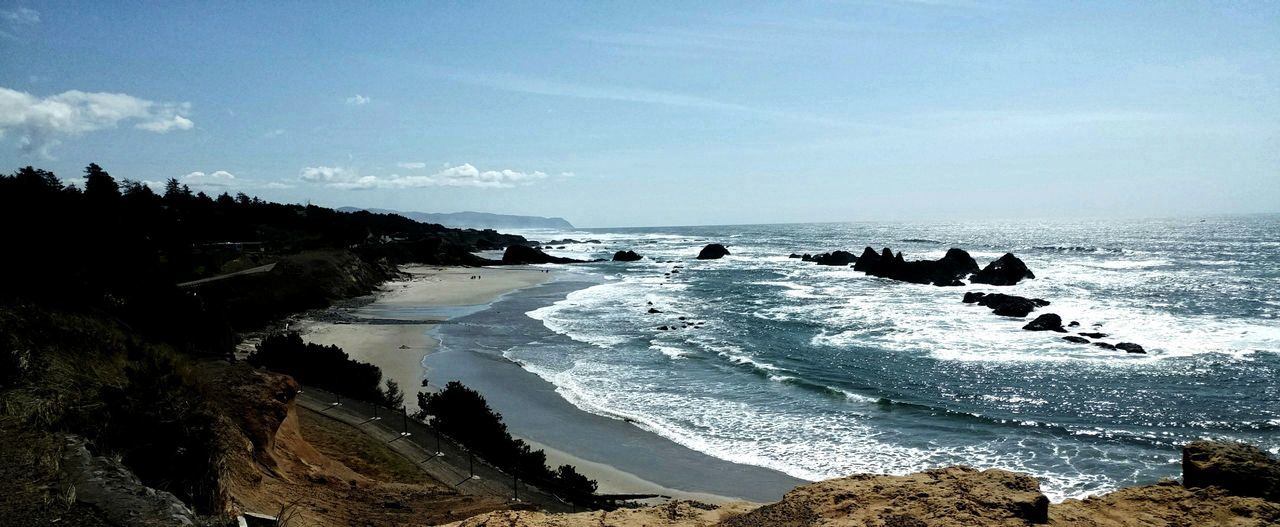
[[446, 441, 1280, 527]]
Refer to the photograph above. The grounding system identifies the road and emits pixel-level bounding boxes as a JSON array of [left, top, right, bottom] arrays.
[[177, 263, 276, 288], [295, 387, 577, 513]]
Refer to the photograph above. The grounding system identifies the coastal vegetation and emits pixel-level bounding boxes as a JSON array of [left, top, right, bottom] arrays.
[[416, 381, 599, 502], [0, 163, 579, 523], [248, 332, 404, 408]]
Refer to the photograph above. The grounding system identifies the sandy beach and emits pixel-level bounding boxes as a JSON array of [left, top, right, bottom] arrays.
[[297, 265, 553, 411]]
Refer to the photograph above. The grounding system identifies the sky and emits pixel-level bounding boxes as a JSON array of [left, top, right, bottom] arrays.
[[1, 1, 1277, 227]]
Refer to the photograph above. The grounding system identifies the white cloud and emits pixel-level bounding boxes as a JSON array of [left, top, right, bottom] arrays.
[[396, 161, 427, 169], [263, 128, 286, 138], [136, 114, 194, 132], [0, 86, 194, 157], [182, 170, 237, 187], [145, 170, 293, 192], [345, 94, 371, 106], [300, 163, 564, 190]]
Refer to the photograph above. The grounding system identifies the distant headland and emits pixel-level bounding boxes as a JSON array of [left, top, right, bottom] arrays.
[[339, 207, 575, 230]]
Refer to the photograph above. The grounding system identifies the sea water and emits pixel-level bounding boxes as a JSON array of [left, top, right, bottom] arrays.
[[465, 215, 1280, 501]]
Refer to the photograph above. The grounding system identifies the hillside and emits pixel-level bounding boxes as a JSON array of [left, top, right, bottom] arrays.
[[340, 206, 575, 230]]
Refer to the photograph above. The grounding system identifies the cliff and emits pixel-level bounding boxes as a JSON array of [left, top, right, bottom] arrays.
[[447, 443, 1280, 527]]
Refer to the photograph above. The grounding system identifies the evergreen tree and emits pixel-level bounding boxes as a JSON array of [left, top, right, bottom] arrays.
[[83, 163, 120, 201]]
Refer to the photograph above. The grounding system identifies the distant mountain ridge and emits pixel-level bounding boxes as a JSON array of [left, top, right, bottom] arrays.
[[339, 207, 574, 230]]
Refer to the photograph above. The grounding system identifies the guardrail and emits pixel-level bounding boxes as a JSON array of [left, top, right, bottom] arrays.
[[295, 386, 635, 512]]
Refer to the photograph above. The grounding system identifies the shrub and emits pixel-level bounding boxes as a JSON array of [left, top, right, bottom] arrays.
[[248, 332, 401, 407]]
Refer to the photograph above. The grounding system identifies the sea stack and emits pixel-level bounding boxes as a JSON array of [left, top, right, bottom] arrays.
[[697, 243, 730, 260], [971, 253, 1036, 286]]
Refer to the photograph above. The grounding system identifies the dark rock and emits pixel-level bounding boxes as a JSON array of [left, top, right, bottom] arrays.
[[612, 250, 643, 262], [853, 247, 980, 286], [1183, 440, 1280, 502], [965, 293, 1050, 318], [810, 250, 858, 266], [1093, 342, 1116, 350], [1062, 336, 1090, 344], [670, 269, 679, 274], [502, 244, 591, 264], [1068, 321, 1080, 327], [697, 243, 730, 260], [801, 253, 813, 262], [853, 247, 881, 271], [1078, 332, 1108, 339], [647, 308, 662, 314], [1115, 342, 1146, 354], [1022, 313, 1066, 332], [971, 253, 1036, 286], [657, 325, 669, 331], [788, 253, 802, 258]]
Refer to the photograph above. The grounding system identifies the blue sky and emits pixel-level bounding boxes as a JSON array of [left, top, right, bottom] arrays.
[[1, 1, 1277, 227]]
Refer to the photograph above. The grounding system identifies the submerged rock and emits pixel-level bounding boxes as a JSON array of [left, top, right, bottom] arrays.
[[1116, 342, 1146, 354], [971, 253, 1036, 286], [697, 243, 730, 260], [964, 292, 1050, 318], [1094, 342, 1117, 350], [1022, 313, 1066, 332], [1062, 336, 1090, 344]]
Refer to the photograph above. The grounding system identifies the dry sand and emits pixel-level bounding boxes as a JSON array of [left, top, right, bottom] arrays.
[[297, 265, 553, 411]]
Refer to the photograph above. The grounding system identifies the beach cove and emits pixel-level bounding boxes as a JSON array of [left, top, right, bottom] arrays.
[[296, 264, 804, 502]]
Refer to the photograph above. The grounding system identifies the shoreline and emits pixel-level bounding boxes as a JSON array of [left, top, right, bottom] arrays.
[[423, 277, 807, 503], [298, 263, 802, 504], [297, 265, 554, 412]]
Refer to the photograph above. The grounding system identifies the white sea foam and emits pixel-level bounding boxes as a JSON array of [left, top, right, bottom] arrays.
[[509, 222, 1277, 503]]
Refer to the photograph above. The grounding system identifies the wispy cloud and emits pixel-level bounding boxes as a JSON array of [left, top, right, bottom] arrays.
[[0, 86, 194, 157], [345, 94, 370, 106], [447, 70, 859, 127], [1, 7, 39, 24], [0, 7, 38, 41], [300, 163, 566, 190], [396, 161, 427, 169], [263, 128, 285, 138]]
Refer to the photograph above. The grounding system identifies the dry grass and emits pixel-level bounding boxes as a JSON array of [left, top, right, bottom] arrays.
[[298, 405, 437, 486]]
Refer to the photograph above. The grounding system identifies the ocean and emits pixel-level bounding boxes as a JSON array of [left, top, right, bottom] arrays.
[[442, 215, 1280, 501]]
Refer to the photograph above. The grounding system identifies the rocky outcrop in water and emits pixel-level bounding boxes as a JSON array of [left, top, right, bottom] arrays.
[[808, 250, 857, 266], [697, 244, 730, 260], [963, 292, 1050, 318], [1115, 342, 1146, 354], [1022, 313, 1067, 332], [851, 247, 980, 286], [971, 253, 1036, 286], [612, 250, 643, 262]]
